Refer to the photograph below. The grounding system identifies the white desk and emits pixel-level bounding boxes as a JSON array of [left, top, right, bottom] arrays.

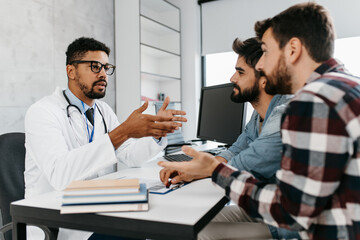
[[11, 157, 228, 239]]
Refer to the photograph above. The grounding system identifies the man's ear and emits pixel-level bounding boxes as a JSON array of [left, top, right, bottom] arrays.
[[66, 65, 76, 80], [259, 75, 267, 89], [286, 37, 302, 64]]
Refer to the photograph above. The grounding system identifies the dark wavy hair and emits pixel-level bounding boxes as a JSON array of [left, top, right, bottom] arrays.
[[232, 37, 263, 79], [66, 37, 110, 65], [255, 2, 335, 62]]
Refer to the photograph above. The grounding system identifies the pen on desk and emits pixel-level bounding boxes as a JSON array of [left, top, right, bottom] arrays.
[[166, 180, 171, 188], [170, 182, 185, 190]]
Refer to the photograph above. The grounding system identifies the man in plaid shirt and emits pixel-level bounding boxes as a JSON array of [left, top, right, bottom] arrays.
[[159, 2, 360, 239]]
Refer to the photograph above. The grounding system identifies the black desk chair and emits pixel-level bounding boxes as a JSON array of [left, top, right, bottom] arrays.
[[0, 132, 57, 240]]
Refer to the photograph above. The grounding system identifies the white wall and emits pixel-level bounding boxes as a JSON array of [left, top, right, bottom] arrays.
[[0, 0, 115, 135], [202, 0, 360, 55], [167, 0, 202, 141]]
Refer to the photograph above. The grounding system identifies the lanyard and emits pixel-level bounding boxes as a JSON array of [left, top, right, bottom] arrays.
[[81, 101, 96, 143]]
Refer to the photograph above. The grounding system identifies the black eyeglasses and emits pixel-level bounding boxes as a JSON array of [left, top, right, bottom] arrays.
[[70, 60, 116, 75]]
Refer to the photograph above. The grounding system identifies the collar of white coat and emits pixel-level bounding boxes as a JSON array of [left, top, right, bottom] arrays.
[[64, 88, 93, 114], [54, 87, 94, 114]]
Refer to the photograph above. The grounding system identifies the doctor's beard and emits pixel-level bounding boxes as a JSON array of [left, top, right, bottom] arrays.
[[79, 79, 107, 99]]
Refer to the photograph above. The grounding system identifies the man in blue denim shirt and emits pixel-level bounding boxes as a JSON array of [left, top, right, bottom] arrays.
[[218, 94, 290, 183], [160, 37, 298, 239]]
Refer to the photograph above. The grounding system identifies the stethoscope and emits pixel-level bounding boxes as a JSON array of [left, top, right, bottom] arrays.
[[62, 90, 108, 137]]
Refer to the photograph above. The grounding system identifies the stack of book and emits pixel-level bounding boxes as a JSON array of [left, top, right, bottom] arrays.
[[60, 178, 148, 214]]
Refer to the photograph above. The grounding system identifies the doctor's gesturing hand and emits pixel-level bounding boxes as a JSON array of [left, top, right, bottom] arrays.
[[156, 96, 187, 123], [158, 146, 221, 177], [109, 97, 187, 149]]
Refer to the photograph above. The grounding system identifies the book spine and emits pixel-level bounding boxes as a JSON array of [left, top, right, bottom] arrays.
[[60, 203, 149, 214]]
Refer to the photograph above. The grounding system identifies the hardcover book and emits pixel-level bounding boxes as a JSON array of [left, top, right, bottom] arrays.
[[63, 178, 140, 196], [61, 183, 148, 214]]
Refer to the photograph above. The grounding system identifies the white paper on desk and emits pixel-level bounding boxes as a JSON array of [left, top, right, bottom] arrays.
[[118, 176, 171, 194]]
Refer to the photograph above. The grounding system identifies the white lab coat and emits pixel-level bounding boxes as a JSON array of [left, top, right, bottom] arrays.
[[24, 87, 167, 240]]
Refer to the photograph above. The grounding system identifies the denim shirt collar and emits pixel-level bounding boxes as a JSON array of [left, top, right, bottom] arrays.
[[64, 88, 92, 114], [263, 94, 282, 126]]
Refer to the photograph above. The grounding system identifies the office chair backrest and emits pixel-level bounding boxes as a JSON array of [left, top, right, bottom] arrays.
[[0, 133, 26, 240]]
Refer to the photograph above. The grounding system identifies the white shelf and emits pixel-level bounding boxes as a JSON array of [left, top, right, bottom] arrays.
[[141, 78, 181, 103], [141, 100, 182, 115], [141, 16, 180, 54], [141, 44, 180, 78], [141, 72, 180, 82], [140, 0, 180, 31], [115, 0, 181, 118]]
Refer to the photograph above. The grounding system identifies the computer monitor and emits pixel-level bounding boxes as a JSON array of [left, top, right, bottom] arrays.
[[197, 83, 246, 146]]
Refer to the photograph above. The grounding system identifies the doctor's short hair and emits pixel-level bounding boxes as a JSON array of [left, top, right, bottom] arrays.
[[254, 2, 335, 62], [232, 37, 263, 79], [66, 37, 110, 65]]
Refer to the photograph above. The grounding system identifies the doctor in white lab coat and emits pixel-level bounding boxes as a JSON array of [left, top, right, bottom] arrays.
[[24, 37, 186, 240]]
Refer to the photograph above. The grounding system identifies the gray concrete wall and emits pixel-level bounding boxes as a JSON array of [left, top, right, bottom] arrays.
[[0, 0, 115, 134]]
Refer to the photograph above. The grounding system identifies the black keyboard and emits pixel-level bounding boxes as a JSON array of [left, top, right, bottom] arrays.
[[163, 154, 193, 162]]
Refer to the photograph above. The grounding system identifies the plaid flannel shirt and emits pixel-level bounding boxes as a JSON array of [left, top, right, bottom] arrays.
[[212, 58, 360, 239]]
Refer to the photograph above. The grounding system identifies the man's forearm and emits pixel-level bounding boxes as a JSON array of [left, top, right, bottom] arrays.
[[108, 124, 129, 149]]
